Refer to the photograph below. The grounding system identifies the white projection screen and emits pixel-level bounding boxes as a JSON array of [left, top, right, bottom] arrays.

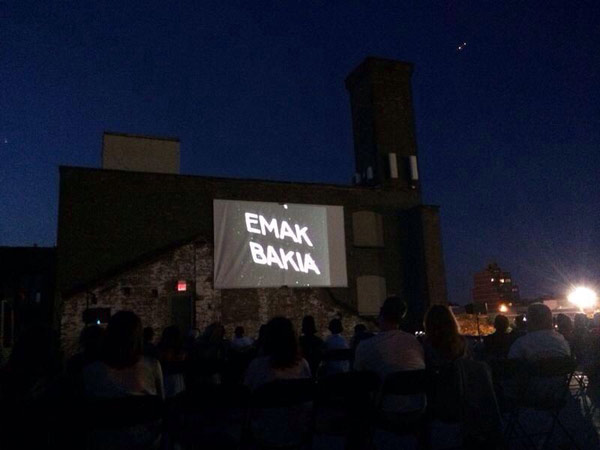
[[214, 199, 347, 288]]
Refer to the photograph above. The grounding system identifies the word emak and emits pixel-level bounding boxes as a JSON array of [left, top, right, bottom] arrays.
[[245, 212, 320, 275]]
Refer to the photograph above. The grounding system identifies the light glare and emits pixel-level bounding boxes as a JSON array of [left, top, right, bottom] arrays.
[[568, 286, 597, 310]]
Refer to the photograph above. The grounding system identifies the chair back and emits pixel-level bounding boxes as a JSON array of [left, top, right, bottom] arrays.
[[170, 384, 251, 449], [249, 379, 316, 448], [251, 378, 315, 408], [381, 369, 427, 396], [82, 395, 164, 450], [321, 348, 353, 362], [84, 395, 164, 428]]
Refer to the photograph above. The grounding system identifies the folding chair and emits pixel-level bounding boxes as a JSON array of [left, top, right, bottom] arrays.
[[246, 378, 315, 449], [372, 369, 429, 449], [503, 357, 580, 450], [168, 383, 251, 450], [312, 371, 380, 447], [82, 395, 165, 450]]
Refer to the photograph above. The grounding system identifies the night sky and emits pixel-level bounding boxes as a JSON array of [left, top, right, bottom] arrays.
[[1, 1, 599, 303]]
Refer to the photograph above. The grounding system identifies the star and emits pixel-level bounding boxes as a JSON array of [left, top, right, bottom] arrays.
[[457, 42, 467, 51]]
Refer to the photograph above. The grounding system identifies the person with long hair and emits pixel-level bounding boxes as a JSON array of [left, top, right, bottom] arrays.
[[244, 317, 311, 390], [82, 311, 164, 398], [424, 304, 468, 365]]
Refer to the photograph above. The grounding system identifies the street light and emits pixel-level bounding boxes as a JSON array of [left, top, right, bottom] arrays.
[[567, 286, 598, 310]]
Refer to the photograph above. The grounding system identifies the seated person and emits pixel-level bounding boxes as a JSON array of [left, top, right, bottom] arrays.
[[231, 326, 254, 350], [298, 315, 324, 376], [483, 314, 512, 359], [244, 317, 311, 390], [82, 311, 164, 449], [507, 304, 571, 406], [157, 325, 186, 397], [83, 311, 164, 399], [508, 303, 570, 360], [321, 318, 350, 375], [424, 304, 469, 366], [354, 296, 425, 377]]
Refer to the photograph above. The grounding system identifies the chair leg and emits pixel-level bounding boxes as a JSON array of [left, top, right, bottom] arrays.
[[553, 415, 583, 450]]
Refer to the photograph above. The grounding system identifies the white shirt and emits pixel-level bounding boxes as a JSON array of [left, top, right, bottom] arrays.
[[231, 336, 254, 350], [508, 330, 571, 360], [354, 329, 425, 377], [323, 334, 350, 374]]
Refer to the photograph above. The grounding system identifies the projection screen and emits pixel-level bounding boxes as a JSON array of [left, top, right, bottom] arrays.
[[214, 199, 347, 288]]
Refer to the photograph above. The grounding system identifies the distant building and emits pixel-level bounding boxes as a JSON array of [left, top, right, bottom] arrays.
[[0, 246, 56, 348], [472, 262, 520, 311], [57, 58, 448, 356]]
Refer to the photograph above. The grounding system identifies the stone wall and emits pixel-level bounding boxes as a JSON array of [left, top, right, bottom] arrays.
[[61, 241, 374, 357]]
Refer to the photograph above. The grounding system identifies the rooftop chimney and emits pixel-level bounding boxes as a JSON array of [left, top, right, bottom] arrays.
[[345, 57, 419, 191]]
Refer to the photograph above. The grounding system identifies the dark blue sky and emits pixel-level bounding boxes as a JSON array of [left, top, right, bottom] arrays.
[[1, 1, 599, 303]]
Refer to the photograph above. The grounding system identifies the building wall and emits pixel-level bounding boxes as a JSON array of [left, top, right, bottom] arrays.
[[102, 133, 180, 174], [61, 241, 372, 357]]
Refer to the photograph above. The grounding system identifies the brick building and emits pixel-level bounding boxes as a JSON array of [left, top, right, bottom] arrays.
[[57, 57, 447, 355], [472, 262, 520, 311]]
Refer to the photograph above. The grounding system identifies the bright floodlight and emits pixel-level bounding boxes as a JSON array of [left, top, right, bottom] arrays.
[[568, 286, 598, 310], [499, 304, 508, 313]]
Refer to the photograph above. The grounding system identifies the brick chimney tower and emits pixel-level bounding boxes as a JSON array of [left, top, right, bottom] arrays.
[[345, 57, 420, 192]]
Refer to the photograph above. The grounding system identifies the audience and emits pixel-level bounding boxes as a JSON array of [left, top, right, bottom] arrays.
[[82, 311, 165, 398], [321, 318, 350, 375], [483, 314, 512, 359], [354, 296, 425, 377], [244, 317, 311, 390], [424, 304, 468, 366], [298, 315, 324, 376], [508, 303, 570, 360], [6, 304, 598, 448]]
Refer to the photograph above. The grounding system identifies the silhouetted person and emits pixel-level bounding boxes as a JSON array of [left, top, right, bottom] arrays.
[[424, 304, 469, 366], [143, 326, 157, 358], [244, 317, 311, 390], [67, 325, 105, 376], [350, 324, 374, 354], [158, 325, 186, 363], [555, 313, 574, 346], [298, 315, 324, 376], [509, 303, 570, 360], [321, 318, 350, 375], [354, 296, 424, 377], [82, 311, 164, 398], [572, 313, 590, 363], [157, 325, 186, 397], [231, 325, 254, 350], [483, 315, 512, 359], [511, 314, 527, 343]]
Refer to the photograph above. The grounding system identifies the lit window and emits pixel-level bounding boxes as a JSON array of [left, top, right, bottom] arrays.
[[499, 279, 505, 283], [177, 280, 187, 292]]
